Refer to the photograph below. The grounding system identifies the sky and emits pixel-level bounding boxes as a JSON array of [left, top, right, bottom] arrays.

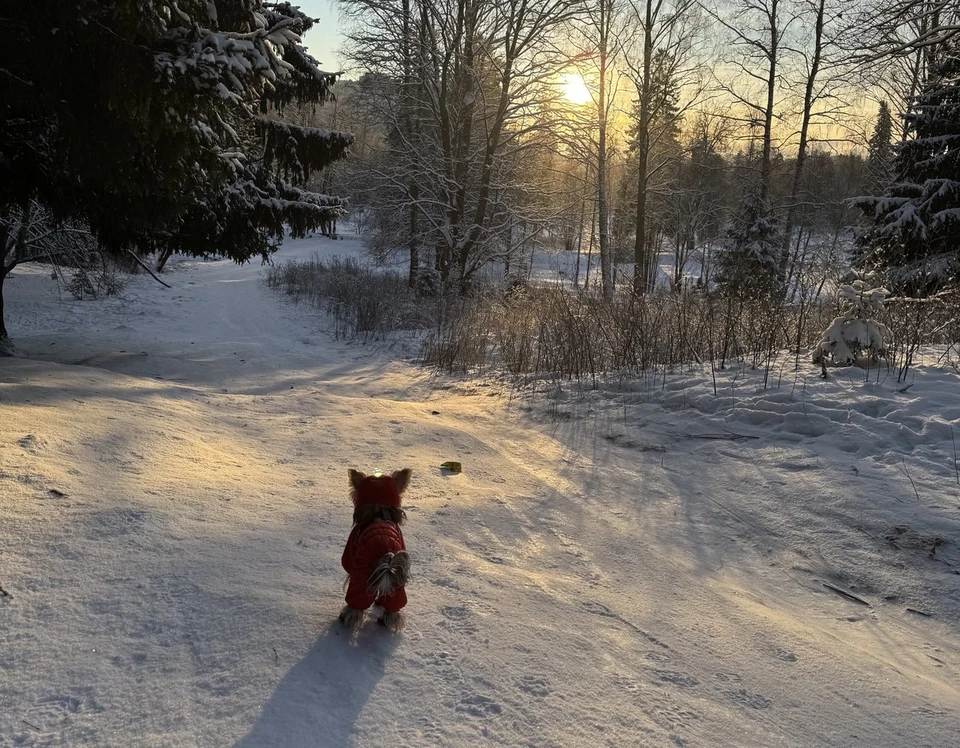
[[297, 1, 347, 71]]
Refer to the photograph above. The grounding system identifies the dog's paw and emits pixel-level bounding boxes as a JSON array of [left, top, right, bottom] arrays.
[[339, 606, 364, 631], [378, 610, 406, 633]]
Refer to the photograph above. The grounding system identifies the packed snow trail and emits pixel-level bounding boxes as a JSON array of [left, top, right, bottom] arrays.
[[1, 237, 958, 747]]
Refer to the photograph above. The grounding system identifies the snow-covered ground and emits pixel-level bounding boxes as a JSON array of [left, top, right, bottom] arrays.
[[1, 235, 958, 747]]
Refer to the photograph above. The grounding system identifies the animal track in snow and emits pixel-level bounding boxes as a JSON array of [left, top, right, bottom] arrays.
[[85, 508, 149, 539], [645, 651, 671, 662], [20, 688, 102, 737], [517, 675, 551, 697], [773, 647, 798, 662], [714, 672, 743, 683], [580, 600, 616, 617], [464, 600, 498, 617], [439, 605, 478, 635], [455, 694, 502, 718], [651, 670, 699, 688], [639, 690, 702, 733], [18, 434, 45, 452], [440, 606, 470, 621], [726, 688, 771, 710], [431, 577, 460, 590]]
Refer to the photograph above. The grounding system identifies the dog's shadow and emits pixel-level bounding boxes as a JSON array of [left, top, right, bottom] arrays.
[[235, 620, 399, 747]]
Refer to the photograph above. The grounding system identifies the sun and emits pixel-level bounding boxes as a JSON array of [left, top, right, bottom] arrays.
[[562, 73, 592, 106]]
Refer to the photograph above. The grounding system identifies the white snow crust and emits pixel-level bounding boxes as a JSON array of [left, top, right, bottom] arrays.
[[1, 235, 958, 746]]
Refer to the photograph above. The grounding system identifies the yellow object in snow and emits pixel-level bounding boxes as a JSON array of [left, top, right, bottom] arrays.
[[439, 461, 462, 473]]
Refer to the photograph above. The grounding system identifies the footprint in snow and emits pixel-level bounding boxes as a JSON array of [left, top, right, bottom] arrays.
[[440, 606, 470, 621], [581, 601, 616, 617], [85, 508, 149, 539], [642, 697, 701, 731], [913, 707, 948, 718], [439, 605, 478, 635], [726, 688, 771, 710], [21, 689, 101, 733], [517, 675, 551, 697], [615, 676, 643, 693], [18, 434, 45, 452], [714, 672, 743, 683], [431, 577, 460, 590], [651, 670, 699, 688], [455, 694, 502, 718], [773, 647, 798, 662]]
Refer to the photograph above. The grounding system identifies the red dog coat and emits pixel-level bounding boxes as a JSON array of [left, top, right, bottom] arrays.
[[341, 520, 407, 613]]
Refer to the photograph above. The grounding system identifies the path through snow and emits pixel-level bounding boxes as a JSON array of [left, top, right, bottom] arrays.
[[1, 237, 959, 746]]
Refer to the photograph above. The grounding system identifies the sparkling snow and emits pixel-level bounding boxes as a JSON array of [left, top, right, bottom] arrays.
[[1, 235, 958, 746]]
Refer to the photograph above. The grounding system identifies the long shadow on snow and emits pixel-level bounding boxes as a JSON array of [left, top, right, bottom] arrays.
[[235, 622, 398, 748]]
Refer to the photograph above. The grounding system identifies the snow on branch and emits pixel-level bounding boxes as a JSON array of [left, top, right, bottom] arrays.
[[259, 119, 353, 182], [814, 275, 893, 366]]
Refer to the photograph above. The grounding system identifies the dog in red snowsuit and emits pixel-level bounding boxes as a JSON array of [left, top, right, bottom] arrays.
[[339, 469, 411, 632]]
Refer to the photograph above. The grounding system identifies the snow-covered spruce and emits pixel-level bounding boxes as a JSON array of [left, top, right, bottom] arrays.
[[855, 47, 960, 293], [814, 277, 893, 366]]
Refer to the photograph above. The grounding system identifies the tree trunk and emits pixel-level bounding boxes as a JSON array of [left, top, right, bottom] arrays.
[[408, 181, 419, 286], [1, 205, 26, 354], [0, 266, 13, 355], [585, 198, 598, 290], [633, 0, 654, 295], [574, 189, 586, 289], [780, 0, 824, 285], [597, 0, 614, 300], [760, 0, 779, 202], [156, 247, 174, 272], [402, 0, 420, 287]]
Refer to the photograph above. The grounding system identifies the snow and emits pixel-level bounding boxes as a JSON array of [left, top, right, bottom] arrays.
[[815, 280, 892, 365], [2, 235, 959, 746]]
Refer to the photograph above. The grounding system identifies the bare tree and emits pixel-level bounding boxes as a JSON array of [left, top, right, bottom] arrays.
[[1, 201, 99, 353], [856, 0, 960, 60], [851, 1, 960, 138], [709, 0, 795, 201], [622, 0, 703, 293], [665, 109, 731, 290], [778, 0, 857, 283], [574, 0, 632, 300], [341, 0, 580, 291]]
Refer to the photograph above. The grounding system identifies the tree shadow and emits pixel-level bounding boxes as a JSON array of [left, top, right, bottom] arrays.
[[235, 620, 399, 748]]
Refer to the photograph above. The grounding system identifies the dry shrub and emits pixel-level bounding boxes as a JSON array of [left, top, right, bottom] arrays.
[[265, 255, 429, 339], [885, 290, 960, 381], [268, 255, 956, 387], [421, 285, 837, 386]]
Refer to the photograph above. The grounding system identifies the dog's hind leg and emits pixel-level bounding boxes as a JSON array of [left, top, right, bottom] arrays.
[[339, 606, 365, 631], [378, 610, 406, 632]]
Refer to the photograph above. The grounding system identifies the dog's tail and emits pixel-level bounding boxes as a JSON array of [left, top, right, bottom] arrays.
[[367, 551, 410, 598]]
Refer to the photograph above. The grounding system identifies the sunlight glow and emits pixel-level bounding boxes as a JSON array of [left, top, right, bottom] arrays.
[[562, 74, 592, 106]]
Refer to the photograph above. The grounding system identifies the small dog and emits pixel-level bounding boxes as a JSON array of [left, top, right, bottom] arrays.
[[339, 468, 411, 632]]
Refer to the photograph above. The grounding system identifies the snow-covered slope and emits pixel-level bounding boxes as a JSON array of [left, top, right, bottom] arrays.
[[2, 237, 958, 747]]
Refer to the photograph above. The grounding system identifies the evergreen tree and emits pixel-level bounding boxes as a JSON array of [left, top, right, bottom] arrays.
[[856, 47, 960, 294], [866, 101, 895, 193], [627, 49, 683, 292], [716, 189, 781, 300], [0, 1, 351, 351], [813, 275, 892, 366]]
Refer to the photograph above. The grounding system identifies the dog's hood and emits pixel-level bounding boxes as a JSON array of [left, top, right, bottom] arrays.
[[354, 474, 402, 508]]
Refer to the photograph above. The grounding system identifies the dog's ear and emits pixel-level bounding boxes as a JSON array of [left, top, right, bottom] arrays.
[[348, 469, 366, 491], [391, 468, 412, 494]]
